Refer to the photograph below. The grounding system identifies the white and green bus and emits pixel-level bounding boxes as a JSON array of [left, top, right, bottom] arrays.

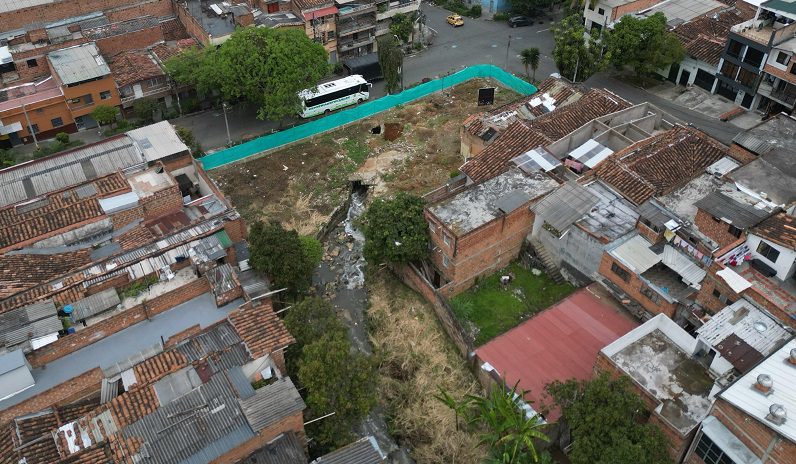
[[299, 75, 371, 118]]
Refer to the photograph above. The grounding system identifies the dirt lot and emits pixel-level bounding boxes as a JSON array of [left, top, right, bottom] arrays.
[[368, 269, 485, 463], [209, 78, 518, 235]]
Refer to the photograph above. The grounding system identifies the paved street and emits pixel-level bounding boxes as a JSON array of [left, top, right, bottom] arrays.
[[15, 4, 743, 153]]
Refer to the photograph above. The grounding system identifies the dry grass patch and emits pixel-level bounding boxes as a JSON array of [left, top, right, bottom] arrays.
[[368, 270, 485, 463]]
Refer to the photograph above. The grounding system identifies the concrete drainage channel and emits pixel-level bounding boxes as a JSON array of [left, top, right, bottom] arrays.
[[312, 185, 414, 463]]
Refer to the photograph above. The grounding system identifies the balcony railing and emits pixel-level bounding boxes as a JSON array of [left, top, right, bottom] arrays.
[[771, 88, 796, 105], [338, 19, 376, 35], [338, 3, 376, 17], [339, 35, 375, 51], [120, 84, 171, 104], [376, 0, 419, 19]]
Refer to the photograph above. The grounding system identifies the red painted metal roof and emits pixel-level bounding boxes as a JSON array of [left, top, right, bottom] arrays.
[[303, 6, 338, 20], [475, 286, 638, 420]]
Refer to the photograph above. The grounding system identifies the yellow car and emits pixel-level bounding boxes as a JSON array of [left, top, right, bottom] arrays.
[[447, 14, 464, 27]]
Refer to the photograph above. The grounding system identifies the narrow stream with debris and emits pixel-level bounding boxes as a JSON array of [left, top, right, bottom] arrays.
[[313, 187, 414, 463]]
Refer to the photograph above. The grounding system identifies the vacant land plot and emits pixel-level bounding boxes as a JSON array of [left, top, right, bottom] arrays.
[[450, 263, 575, 345], [368, 270, 485, 463], [209, 79, 518, 234]]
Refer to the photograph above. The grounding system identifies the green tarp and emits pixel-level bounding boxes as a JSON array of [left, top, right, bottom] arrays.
[[200, 64, 537, 170]]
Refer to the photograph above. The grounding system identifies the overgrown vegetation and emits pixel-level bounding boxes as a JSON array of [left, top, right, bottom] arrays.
[[368, 271, 485, 463], [120, 274, 159, 299], [249, 220, 318, 298], [552, 14, 609, 82], [362, 193, 428, 265], [133, 98, 159, 123], [450, 263, 574, 345], [90, 105, 120, 129], [433, 0, 482, 17], [390, 13, 414, 43], [33, 138, 85, 159], [284, 298, 377, 455], [175, 126, 203, 156], [437, 379, 550, 463], [546, 373, 673, 464], [605, 12, 685, 79], [378, 35, 404, 94]]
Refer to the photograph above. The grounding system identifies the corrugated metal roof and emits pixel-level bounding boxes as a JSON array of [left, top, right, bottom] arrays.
[[705, 156, 740, 177], [0, 350, 34, 401], [0, 299, 59, 348], [152, 366, 202, 406], [719, 339, 796, 444], [239, 377, 305, 432], [475, 288, 639, 422], [47, 43, 110, 85], [694, 192, 771, 229], [609, 234, 661, 273], [495, 189, 532, 215], [240, 269, 269, 300], [243, 431, 307, 464], [207, 264, 238, 295], [121, 373, 254, 464], [98, 192, 139, 214], [696, 299, 791, 358], [69, 288, 120, 321], [226, 366, 255, 400], [534, 181, 600, 232], [207, 343, 251, 374], [661, 245, 706, 287], [637, 200, 678, 229], [312, 436, 385, 464], [174, 321, 241, 363]]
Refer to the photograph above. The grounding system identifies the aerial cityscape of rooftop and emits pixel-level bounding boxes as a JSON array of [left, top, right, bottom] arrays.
[[1, 0, 795, 463]]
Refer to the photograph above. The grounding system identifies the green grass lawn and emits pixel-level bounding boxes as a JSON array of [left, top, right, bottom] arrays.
[[450, 263, 574, 346]]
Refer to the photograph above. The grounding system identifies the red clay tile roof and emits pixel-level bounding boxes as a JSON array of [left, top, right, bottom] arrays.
[[0, 172, 129, 250], [752, 212, 796, 249], [109, 50, 165, 89], [228, 300, 295, 359], [475, 286, 638, 421], [11, 411, 61, 464], [0, 250, 91, 302], [461, 121, 552, 182], [57, 401, 101, 424], [60, 445, 111, 464], [132, 350, 189, 386], [592, 125, 729, 205], [461, 89, 631, 183], [463, 77, 583, 137], [673, 8, 753, 66], [108, 385, 160, 429]]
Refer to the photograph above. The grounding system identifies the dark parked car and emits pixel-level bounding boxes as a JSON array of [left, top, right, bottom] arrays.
[[508, 16, 531, 27]]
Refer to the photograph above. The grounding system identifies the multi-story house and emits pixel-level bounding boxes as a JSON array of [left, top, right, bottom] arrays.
[[716, 0, 796, 110], [294, 0, 340, 62], [336, 1, 377, 60]]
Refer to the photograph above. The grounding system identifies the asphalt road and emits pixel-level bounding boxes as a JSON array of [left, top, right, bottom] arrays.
[[67, 4, 734, 152]]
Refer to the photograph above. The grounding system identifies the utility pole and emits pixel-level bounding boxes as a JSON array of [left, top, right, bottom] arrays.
[[222, 102, 232, 147], [573, 53, 580, 84], [21, 102, 39, 149], [505, 34, 511, 70]]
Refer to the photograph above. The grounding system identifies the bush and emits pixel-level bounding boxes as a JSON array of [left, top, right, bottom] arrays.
[[133, 98, 159, 123], [299, 235, 324, 269], [55, 132, 70, 144], [468, 5, 481, 17], [493, 12, 511, 21]]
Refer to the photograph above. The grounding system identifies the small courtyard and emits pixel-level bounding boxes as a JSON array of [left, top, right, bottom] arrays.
[[450, 263, 575, 346]]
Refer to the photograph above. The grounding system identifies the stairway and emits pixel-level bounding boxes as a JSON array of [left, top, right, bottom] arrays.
[[529, 238, 565, 284]]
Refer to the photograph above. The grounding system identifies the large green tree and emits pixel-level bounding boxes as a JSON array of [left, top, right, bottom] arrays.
[[90, 105, 120, 128], [546, 373, 672, 464], [298, 333, 377, 451], [390, 13, 413, 43], [377, 35, 404, 94], [283, 297, 346, 371], [248, 220, 317, 297], [605, 12, 685, 78], [437, 380, 549, 463], [362, 192, 427, 264], [166, 27, 328, 121], [552, 14, 609, 82]]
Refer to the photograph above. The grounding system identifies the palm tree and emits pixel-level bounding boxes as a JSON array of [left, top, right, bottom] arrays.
[[520, 48, 541, 83], [437, 380, 549, 463]]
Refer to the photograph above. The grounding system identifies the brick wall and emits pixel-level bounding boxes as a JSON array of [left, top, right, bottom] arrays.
[[110, 205, 145, 229], [0, 0, 173, 34], [27, 277, 210, 367], [0, 368, 103, 424], [12, 38, 89, 82], [161, 152, 194, 172], [695, 399, 796, 464], [391, 263, 475, 357], [209, 411, 306, 463], [175, 0, 211, 45], [637, 221, 662, 244], [426, 201, 534, 297], [86, 273, 131, 295], [161, 17, 189, 41], [223, 217, 249, 243], [94, 23, 165, 58], [728, 143, 759, 164], [694, 209, 744, 248], [598, 252, 678, 318], [140, 184, 183, 221], [595, 351, 692, 462]]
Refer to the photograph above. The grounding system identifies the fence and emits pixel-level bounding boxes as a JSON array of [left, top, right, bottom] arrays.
[[200, 64, 537, 170]]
